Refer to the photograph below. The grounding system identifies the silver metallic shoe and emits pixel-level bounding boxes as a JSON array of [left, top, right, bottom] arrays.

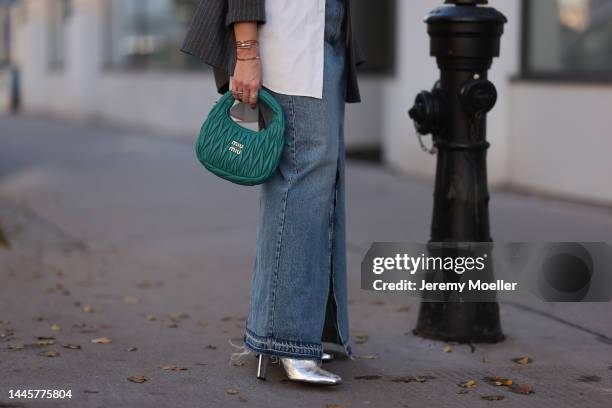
[[256, 355, 342, 385]]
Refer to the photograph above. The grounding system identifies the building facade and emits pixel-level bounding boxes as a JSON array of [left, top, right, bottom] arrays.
[[2, 0, 612, 205]]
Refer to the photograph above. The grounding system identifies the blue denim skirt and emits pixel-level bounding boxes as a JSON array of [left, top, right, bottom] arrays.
[[244, 0, 351, 360]]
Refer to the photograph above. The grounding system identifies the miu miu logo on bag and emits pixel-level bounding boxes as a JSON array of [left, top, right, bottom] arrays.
[[229, 140, 244, 155]]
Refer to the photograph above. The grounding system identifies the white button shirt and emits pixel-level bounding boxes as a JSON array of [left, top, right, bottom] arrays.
[[257, 0, 326, 99]]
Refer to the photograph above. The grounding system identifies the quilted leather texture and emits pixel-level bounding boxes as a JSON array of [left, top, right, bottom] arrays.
[[195, 90, 286, 186]]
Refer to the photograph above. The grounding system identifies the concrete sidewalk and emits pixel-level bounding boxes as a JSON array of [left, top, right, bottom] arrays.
[[0, 115, 611, 408]]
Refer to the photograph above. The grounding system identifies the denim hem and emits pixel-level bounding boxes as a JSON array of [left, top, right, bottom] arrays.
[[244, 328, 322, 359], [244, 328, 353, 360]]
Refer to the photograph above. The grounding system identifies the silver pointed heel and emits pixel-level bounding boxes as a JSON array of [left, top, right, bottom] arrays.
[[280, 358, 342, 385], [256, 355, 269, 380]]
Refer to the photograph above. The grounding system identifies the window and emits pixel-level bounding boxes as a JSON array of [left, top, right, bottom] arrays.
[[48, 0, 71, 69], [522, 0, 612, 80], [0, 5, 11, 66], [105, 0, 199, 69], [352, 0, 396, 75]]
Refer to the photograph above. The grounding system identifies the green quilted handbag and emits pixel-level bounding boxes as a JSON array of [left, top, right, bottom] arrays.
[[195, 89, 286, 186]]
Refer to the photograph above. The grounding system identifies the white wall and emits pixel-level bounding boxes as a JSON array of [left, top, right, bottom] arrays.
[[508, 82, 612, 205]]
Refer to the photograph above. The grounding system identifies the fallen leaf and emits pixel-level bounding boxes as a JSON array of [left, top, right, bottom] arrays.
[[512, 356, 532, 365], [221, 316, 232, 322], [456, 389, 469, 395], [459, 380, 478, 389], [391, 375, 436, 383], [50, 324, 61, 332], [7, 343, 25, 351], [39, 350, 60, 357], [82, 305, 95, 313], [481, 395, 505, 401], [355, 333, 369, 344], [510, 383, 534, 395], [482, 356, 491, 363], [205, 345, 217, 350], [146, 314, 157, 321], [198, 320, 209, 327], [37, 337, 57, 346], [443, 345, 453, 353], [160, 365, 187, 371], [397, 305, 411, 312], [127, 375, 147, 384], [91, 337, 112, 344], [354, 375, 382, 380], [226, 388, 239, 395], [169, 313, 189, 322], [352, 354, 377, 360], [369, 300, 385, 306], [126, 347, 138, 352], [484, 376, 513, 387], [124, 296, 140, 304], [63, 344, 82, 350]]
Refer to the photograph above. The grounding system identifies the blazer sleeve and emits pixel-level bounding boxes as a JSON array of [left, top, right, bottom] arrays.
[[226, 0, 266, 26]]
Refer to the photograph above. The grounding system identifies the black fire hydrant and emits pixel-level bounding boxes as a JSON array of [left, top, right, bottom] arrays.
[[408, 0, 507, 343]]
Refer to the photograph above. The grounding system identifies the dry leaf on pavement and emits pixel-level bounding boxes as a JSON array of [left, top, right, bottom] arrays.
[[91, 337, 112, 344], [50, 324, 61, 332], [226, 388, 239, 395], [63, 344, 82, 350], [391, 375, 436, 383], [124, 296, 140, 304], [354, 333, 369, 344], [482, 395, 505, 401], [512, 356, 532, 365], [160, 365, 187, 371], [484, 376, 513, 386], [39, 350, 60, 357], [459, 380, 477, 389], [443, 345, 453, 353], [510, 383, 534, 395], [127, 375, 148, 384], [352, 354, 377, 360], [82, 305, 95, 313]]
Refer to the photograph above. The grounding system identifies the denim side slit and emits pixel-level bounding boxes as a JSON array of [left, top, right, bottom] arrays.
[[244, 0, 351, 360]]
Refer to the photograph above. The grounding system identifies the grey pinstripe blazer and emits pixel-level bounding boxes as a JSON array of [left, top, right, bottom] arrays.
[[181, 0, 365, 103]]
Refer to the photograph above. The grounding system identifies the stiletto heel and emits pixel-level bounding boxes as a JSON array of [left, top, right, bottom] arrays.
[[257, 355, 269, 380]]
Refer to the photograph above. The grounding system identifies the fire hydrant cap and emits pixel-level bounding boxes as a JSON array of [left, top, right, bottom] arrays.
[[427, 2, 507, 24]]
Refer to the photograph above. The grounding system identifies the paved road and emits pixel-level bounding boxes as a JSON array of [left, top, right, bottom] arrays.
[[0, 116, 611, 408]]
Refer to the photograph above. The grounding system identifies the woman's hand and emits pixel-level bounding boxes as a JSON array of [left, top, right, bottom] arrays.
[[232, 22, 261, 109], [233, 50, 261, 108]]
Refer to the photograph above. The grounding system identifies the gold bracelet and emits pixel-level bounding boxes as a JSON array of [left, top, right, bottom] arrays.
[[236, 55, 260, 61], [236, 40, 259, 49]]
